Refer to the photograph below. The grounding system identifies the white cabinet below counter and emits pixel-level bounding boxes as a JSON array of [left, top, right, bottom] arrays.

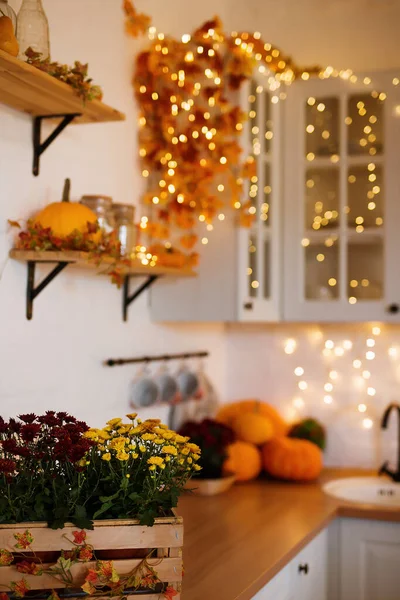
[[339, 518, 400, 600], [252, 528, 328, 600]]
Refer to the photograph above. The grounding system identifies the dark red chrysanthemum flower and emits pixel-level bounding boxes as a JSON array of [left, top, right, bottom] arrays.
[[8, 418, 21, 433], [0, 458, 16, 473], [20, 424, 41, 442], [37, 411, 61, 426], [1, 439, 19, 454], [0, 417, 8, 433], [18, 414, 38, 424]]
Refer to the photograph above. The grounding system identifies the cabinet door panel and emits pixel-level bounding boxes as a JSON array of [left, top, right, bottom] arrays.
[[252, 563, 292, 600], [284, 73, 400, 322], [291, 529, 328, 600], [339, 518, 400, 600]]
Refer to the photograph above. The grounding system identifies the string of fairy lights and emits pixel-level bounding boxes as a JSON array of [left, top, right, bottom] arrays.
[[282, 324, 400, 428]]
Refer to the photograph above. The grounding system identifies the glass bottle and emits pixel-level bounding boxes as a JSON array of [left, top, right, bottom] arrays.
[[0, 1, 17, 32], [17, 0, 50, 61], [80, 195, 115, 234], [112, 204, 136, 257]]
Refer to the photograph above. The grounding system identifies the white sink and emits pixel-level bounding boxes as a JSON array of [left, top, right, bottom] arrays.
[[323, 477, 400, 507]]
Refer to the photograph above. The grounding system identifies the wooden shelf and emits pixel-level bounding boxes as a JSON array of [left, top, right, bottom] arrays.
[[9, 249, 195, 277], [0, 50, 125, 124]]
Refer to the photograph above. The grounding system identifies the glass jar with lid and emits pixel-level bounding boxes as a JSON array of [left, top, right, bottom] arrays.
[[80, 195, 115, 234], [112, 204, 136, 257]]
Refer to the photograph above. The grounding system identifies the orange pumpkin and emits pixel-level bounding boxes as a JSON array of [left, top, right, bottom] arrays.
[[262, 437, 323, 482], [223, 441, 262, 482], [216, 400, 288, 437], [233, 412, 274, 445], [33, 179, 98, 239], [0, 16, 19, 57]]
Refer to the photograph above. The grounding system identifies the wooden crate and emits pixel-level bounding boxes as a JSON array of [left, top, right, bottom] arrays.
[[0, 514, 183, 599]]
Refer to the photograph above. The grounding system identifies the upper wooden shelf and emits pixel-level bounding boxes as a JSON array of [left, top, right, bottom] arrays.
[[9, 249, 195, 277], [0, 50, 125, 124]]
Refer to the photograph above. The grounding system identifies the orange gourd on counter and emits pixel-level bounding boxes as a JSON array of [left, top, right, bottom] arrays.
[[262, 437, 323, 482], [216, 400, 288, 438], [232, 412, 274, 445], [33, 179, 99, 239], [223, 441, 262, 482]]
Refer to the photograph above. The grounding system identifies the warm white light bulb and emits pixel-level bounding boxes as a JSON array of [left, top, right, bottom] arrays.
[[367, 387, 376, 396], [324, 395, 333, 404], [362, 370, 371, 380], [298, 381, 308, 391], [324, 383, 333, 392], [343, 340, 353, 350], [363, 418, 373, 429], [358, 403, 367, 413], [389, 347, 398, 358], [294, 367, 304, 376], [353, 360, 362, 369], [366, 351, 375, 360], [293, 397, 305, 409], [329, 370, 338, 380], [325, 340, 334, 349], [372, 326, 381, 336], [284, 339, 297, 354], [334, 347, 345, 357], [366, 338, 375, 348]]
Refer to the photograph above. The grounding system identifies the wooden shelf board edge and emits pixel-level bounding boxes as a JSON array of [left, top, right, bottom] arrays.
[[9, 249, 196, 278], [0, 49, 125, 123]]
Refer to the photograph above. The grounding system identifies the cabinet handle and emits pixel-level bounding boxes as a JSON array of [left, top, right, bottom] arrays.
[[298, 563, 309, 575], [386, 304, 400, 314], [243, 302, 253, 310]]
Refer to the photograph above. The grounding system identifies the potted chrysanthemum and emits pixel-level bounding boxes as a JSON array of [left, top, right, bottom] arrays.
[[0, 412, 200, 599]]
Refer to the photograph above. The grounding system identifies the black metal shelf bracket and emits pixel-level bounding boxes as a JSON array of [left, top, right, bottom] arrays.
[[27, 261, 69, 320], [123, 274, 159, 322], [33, 113, 81, 176]]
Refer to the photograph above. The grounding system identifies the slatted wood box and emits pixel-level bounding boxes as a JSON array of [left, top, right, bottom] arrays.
[[0, 514, 183, 599]]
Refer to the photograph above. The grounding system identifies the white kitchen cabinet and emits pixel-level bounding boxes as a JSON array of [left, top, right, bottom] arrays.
[[151, 71, 400, 324], [150, 80, 282, 322], [283, 72, 400, 322], [252, 528, 328, 600], [339, 517, 400, 600]]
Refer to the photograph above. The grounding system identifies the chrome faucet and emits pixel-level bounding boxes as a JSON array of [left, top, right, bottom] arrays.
[[379, 403, 400, 482]]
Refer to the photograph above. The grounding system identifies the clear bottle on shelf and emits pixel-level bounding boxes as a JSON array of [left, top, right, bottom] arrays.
[[17, 0, 50, 61]]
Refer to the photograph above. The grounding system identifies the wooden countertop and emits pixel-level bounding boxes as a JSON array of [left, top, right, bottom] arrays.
[[177, 469, 400, 600]]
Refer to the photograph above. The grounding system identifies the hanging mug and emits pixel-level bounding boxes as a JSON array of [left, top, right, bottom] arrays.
[[130, 363, 159, 409]]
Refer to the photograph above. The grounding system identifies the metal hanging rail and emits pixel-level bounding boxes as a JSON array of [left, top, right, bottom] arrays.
[[105, 351, 209, 367]]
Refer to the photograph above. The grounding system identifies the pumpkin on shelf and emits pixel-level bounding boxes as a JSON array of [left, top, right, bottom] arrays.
[[232, 412, 274, 446], [33, 179, 99, 239], [0, 14, 18, 57], [262, 436, 323, 482], [223, 440, 262, 482], [216, 399, 288, 438]]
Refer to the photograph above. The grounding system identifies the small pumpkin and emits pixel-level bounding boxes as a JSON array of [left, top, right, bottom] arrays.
[[223, 440, 262, 482], [33, 179, 98, 239], [262, 437, 323, 482], [289, 418, 326, 450], [0, 15, 19, 57], [233, 412, 274, 445], [216, 400, 288, 437]]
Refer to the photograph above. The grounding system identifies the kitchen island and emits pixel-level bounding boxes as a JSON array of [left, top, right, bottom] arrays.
[[177, 469, 400, 600]]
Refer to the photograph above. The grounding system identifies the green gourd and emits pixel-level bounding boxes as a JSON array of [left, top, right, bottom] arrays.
[[289, 418, 326, 451]]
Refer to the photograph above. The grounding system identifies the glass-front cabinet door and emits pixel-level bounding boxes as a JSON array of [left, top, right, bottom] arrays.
[[283, 74, 400, 322], [237, 78, 282, 321]]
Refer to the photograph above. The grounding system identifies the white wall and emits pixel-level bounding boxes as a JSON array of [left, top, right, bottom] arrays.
[[0, 0, 227, 426]]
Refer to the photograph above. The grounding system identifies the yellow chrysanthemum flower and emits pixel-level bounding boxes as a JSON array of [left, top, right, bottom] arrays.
[[187, 457, 193, 464], [162, 431, 174, 440], [102, 453, 111, 461], [186, 443, 201, 453], [178, 459, 184, 465], [193, 464, 202, 471], [162, 445, 178, 456], [129, 443, 137, 450], [116, 451, 130, 461], [84, 429, 100, 440], [174, 434, 189, 443], [181, 447, 190, 456], [132, 452, 139, 459], [126, 413, 137, 420], [192, 453, 200, 460], [165, 456, 171, 462], [141, 433, 156, 441], [139, 445, 146, 453], [98, 430, 111, 440], [130, 426, 142, 434], [117, 425, 131, 434], [148, 456, 164, 466], [110, 436, 127, 450], [154, 438, 164, 444], [149, 465, 156, 471], [107, 418, 122, 427]]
